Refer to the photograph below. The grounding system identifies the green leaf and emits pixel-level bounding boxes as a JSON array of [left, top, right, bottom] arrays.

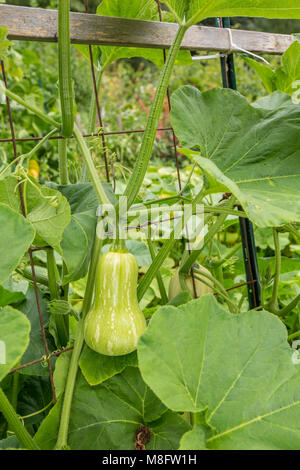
[[138, 295, 300, 449], [170, 86, 300, 227], [0, 306, 31, 383], [35, 367, 183, 450], [180, 424, 208, 450], [95, 0, 191, 69], [163, 0, 300, 26], [103, 240, 152, 267], [253, 90, 292, 110], [245, 41, 300, 95], [24, 180, 71, 253], [147, 411, 191, 450], [0, 435, 23, 449], [79, 345, 137, 386], [243, 56, 275, 94], [0, 176, 71, 253], [0, 27, 13, 61], [0, 285, 26, 307], [0, 203, 35, 284]]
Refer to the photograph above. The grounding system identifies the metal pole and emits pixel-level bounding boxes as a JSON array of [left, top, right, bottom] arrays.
[[216, 17, 261, 309]]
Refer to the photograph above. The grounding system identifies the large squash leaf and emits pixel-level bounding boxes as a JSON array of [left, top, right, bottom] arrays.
[[35, 367, 189, 449], [0, 306, 30, 382], [0, 203, 35, 284], [138, 295, 300, 450], [75, 0, 191, 69], [170, 86, 300, 227], [162, 0, 300, 26], [0, 176, 70, 253], [97, 0, 191, 68], [79, 345, 137, 386]]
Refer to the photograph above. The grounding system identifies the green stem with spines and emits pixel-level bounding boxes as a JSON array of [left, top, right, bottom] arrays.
[[147, 239, 168, 304], [277, 293, 300, 317], [123, 24, 188, 210], [73, 123, 110, 205], [58, 138, 69, 185], [58, 0, 74, 138], [81, 68, 103, 182], [47, 249, 69, 347], [0, 387, 39, 450]]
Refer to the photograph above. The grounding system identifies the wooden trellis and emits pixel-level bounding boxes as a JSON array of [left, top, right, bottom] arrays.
[[0, 4, 295, 53]]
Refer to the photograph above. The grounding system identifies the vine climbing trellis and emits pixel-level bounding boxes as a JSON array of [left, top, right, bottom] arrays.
[[0, 1, 293, 406]]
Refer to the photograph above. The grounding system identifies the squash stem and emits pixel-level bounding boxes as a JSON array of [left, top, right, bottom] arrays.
[[58, 0, 74, 138], [47, 249, 69, 347], [55, 223, 103, 450], [58, 138, 69, 185], [123, 24, 188, 209], [73, 123, 110, 205], [147, 239, 168, 304], [80, 68, 103, 182], [0, 387, 39, 450]]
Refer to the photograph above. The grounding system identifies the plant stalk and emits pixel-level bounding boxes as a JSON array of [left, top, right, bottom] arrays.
[[147, 239, 168, 304], [47, 249, 69, 347], [123, 24, 188, 209], [58, 138, 69, 185], [73, 123, 110, 205], [0, 387, 39, 450]]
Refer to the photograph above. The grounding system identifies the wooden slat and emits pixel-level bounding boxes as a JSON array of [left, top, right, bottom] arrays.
[[0, 4, 295, 55]]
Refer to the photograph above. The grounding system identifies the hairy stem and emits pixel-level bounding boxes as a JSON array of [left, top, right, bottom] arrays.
[[123, 24, 188, 209], [147, 239, 168, 304], [58, 0, 74, 137], [58, 138, 69, 185], [73, 123, 110, 205], [0, 387, 39, 450]]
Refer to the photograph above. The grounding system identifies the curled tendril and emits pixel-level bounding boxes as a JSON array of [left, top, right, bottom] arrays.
[[12, 166, 59, 209]]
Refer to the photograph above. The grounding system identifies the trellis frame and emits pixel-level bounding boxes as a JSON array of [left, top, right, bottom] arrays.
[[0, 4, 295, 53], [0, 2, 294, 397]]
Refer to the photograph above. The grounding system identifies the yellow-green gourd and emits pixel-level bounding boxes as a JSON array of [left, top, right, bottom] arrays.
[[84, 245, 146, 356], [168, 266, 213, 300]]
